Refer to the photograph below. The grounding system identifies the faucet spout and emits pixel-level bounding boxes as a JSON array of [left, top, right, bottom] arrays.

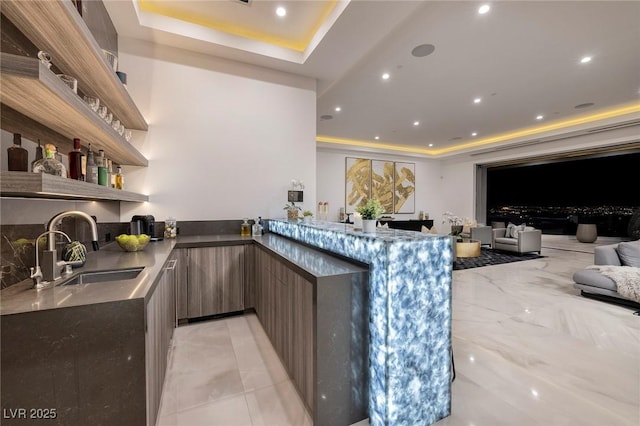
[[47, 210, 99, 251], [31, 230, 71, 289]]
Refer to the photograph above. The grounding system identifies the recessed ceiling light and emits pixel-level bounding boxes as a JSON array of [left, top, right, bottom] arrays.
[[411, 44, 436, 58], [536, 115, 544, 120], [413, 121, 420, 126], [335, 106, 341, 112], [428, 143, 434, 147], [382, 72, 390, 80], [580, 56, 592, 64], [471, 132, 478, 137], [473, 97, 482, 104], [478, 4, 490, 14], [276, 6, 286, 17], [374, 136, 380, 140]]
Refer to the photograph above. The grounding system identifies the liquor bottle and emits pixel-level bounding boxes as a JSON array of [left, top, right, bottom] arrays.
[[97, 149, 108, 186], [85, 143, 98, 184], [115, 166, 124, 190], [32, 144, 67, 177], [68, 138, 84, 180], [240, 218, 251, 237], [107, 159, 114, 188], [7, 133, 28, 171], [31, 139, 43, 172]]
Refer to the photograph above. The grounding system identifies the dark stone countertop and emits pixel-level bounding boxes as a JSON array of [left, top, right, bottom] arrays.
[[0, 233, 367, 316]]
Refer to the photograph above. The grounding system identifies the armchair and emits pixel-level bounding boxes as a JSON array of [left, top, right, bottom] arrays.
[[492, 227, 542, 254]]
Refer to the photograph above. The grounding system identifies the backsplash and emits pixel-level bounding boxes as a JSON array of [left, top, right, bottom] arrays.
[[1, 220, 128, 289]]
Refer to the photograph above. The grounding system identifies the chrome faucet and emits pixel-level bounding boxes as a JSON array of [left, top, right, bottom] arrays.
[[40, 210, 100, 282], [30, 230, 71, 289]]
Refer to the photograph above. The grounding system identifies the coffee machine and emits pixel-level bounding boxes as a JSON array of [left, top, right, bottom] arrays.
[[130, 215, 158, 240]]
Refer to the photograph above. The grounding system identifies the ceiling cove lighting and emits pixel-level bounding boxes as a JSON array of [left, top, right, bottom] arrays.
[[316, 103, 640, 157], [478, 4, 491, 14], [473, 97, 482, 104], [276, 6, 287, 17], [580, 56, 592, 64], [382, 73, 390, 80], [137, 0, 338, 52]]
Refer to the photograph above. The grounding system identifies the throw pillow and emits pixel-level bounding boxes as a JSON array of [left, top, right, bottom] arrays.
[[421, 225, 429, 233], [616, 241, 640, 267], [506, 222, 516, 238], [524, 226, 535, 232], [429, 226, 438, 234], [512, 223, 527, 238]]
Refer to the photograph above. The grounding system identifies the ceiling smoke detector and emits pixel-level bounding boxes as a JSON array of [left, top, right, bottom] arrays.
[[235, 0, 252, 5], [320, 115, 333, 121]]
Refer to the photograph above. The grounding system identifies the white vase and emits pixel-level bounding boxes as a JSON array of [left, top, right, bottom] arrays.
[[362, 219, 376, 233]]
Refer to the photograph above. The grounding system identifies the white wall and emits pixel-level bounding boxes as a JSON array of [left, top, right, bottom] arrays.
[[316, 148, 444, 226], [118, 37, 317, 223]]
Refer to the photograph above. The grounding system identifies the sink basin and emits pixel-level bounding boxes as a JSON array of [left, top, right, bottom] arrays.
[[59, 267, 144, 286]]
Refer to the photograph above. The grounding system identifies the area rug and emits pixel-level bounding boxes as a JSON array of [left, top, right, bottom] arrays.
[[453, 247, 544, 271]]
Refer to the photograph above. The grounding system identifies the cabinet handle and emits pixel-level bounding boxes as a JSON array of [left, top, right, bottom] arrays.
[[165, 259, 177, 271]]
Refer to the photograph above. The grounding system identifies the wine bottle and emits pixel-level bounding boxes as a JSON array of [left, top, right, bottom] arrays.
[[68, 138, 83, 180], [115, 166, 124, 190]]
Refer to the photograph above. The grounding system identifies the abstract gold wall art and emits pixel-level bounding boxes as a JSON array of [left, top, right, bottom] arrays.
[[345, 157, 371, 211], [394, 162, 415, 213], [371, 160, 394, 214]]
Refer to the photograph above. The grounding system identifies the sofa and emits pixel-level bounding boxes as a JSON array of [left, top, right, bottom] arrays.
[[573, 241, 640, 308], [492, 226, 542, 254]]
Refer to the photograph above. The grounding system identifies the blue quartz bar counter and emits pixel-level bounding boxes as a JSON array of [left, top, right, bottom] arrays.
[[268, 219, 453, 426]]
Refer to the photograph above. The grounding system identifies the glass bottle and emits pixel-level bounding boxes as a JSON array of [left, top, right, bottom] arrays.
[[32, 144, 67, 177], [85, 143, 98, 184], [7, 133, 28, 172], [30, 139, 44, 172], [68, 138, 83, 180], [115, 166, 124, 190], [107, 159, 114, 188], [97, 149, 108, 186], [240, 218, 251, 237]]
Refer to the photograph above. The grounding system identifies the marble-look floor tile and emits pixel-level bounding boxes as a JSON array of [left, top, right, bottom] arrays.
[[157, 394, 253, 426], [245, 380, 308, 426]]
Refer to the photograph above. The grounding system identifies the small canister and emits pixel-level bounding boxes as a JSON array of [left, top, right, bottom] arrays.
[[164, 218, 177, 238]]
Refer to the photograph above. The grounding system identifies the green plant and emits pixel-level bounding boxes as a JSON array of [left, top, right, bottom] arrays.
[[302, 210, 313, 217], [356, 198, 384, 220]]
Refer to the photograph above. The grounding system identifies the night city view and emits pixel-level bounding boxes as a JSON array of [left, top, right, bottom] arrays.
[[487, 153, 640, 237]]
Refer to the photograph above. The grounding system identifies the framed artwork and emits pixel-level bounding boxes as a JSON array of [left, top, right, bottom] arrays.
[[394, 162, 415, 213], [371, 160, 394, 214], [345, 157, 371, 212]]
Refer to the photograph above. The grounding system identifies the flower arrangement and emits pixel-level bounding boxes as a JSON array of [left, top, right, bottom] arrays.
[[302, 210, 313, 217], [356, 198, 384, 220], [284, 202, 302, 220], [442, 211, 463, 225]]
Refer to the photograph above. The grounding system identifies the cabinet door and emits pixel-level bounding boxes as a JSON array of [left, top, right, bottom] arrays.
[[244, 244, 255, 309], [172, 248, 189, 321], [290, 272, 314, 411], [187, 246, 245, 318], [145, 258, 176, 426]]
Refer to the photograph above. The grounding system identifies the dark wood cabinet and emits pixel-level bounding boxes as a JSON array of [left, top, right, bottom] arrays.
[[172, 248, 189, 321], [187, 246, 245, 318], [254, 246, 314, 411], [145, 256, 177, 426]]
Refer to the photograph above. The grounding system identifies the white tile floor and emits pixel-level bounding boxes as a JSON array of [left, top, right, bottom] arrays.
[[157, 235, 639, 426]]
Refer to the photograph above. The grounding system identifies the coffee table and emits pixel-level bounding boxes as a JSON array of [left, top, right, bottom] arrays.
[[456, 238, 481, 258]]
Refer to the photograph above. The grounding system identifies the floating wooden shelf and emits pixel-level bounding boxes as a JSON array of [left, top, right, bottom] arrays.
[[1, 0, 148, 131], [1, 172, 149, 202], [0, 53, 148, 167]]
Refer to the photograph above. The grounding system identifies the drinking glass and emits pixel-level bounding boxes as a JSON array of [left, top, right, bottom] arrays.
[[37, 51, 52, 69], [124, 130, 132, 142], [112, 119, 120, 131], [102, 49, 118, 72], [57, 74, 77, 94], [83, 96, 99, 112], [104, 112, 113, 124], [97, 105, 107, 119]]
